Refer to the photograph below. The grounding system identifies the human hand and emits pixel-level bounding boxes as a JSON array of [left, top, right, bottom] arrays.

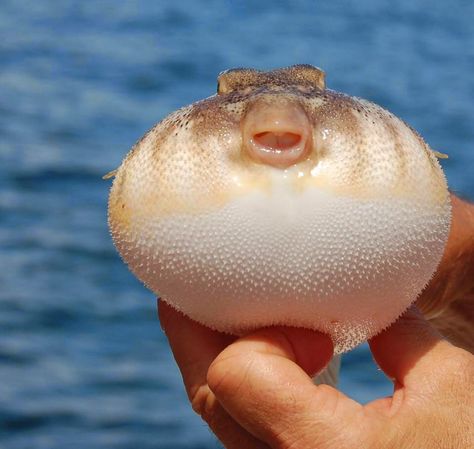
[[416, 194, 474, 351], [159, 301, 473, 448]]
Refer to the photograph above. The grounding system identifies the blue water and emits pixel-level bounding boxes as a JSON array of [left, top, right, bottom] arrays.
[[1, 1, 473, 448]]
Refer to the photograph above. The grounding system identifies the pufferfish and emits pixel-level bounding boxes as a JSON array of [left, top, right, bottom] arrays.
[[107, 64, 451, 354]]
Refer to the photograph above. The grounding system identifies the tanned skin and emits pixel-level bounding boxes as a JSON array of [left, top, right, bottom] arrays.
[[417, 193, 474, 352]]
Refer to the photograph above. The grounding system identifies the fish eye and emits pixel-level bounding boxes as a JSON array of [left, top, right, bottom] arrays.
[[216, 65, 326, 95], [217, 68, 260, 95], [279, 64, 326, 90]]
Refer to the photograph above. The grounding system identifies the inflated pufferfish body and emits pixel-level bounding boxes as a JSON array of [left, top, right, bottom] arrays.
[[108, 65, 450, 353]]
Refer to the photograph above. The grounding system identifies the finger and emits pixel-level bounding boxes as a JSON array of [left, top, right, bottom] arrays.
[[158, 300, 267, 449], [207, 327, 369, 448], [416, 194, 474, 318], [158, 299, 234, 400], [193, 392, 270, 449], [369, 306, 454, 389]]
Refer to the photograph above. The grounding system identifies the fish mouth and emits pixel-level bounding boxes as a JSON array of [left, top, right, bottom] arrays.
[[253, 131, 302, 151], [243, 99, 312, 168]]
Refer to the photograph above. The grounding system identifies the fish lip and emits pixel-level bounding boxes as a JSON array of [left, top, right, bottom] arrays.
[[247, 133, 310, 168], [242, 99, 312, 168]]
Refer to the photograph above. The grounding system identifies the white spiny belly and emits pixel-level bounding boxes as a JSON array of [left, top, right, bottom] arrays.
[[112, 187, 450, 353]]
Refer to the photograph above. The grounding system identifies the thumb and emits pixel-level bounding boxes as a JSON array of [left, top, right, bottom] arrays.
[[207, 327, 364, 448]]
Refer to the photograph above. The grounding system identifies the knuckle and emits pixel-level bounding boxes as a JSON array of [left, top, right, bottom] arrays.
[[189, 384, 229, 432], [440, 346, 473, 377], [189, 384, 217, 421], [449, 349, 474, 386], [189, 383, 209, 416], [430, 345, 474, 397]]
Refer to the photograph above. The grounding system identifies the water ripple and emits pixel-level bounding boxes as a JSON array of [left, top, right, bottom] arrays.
[[1, 1, 473, 448]]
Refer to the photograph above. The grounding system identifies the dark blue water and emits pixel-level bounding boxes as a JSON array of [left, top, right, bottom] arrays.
[[1, 1, 473, 448]]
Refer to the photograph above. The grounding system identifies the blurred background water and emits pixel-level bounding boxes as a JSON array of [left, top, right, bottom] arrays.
[[1, 0, 473, 448]]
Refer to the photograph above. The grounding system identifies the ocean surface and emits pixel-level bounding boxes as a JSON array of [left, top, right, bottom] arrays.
[[1, 1, 473, 448]]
